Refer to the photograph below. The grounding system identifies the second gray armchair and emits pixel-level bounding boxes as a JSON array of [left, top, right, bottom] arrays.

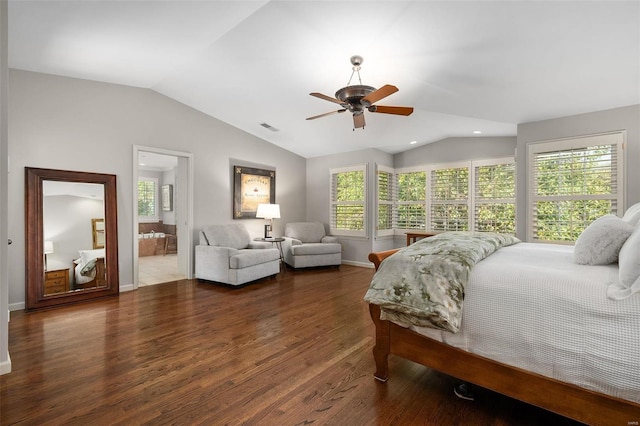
[[281, 222, 342, 269]]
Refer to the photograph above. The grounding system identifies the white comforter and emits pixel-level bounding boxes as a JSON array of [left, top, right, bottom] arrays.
[[403, 242, 640, 404]]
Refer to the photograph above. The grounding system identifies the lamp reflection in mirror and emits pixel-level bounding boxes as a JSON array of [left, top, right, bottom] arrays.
[[44, 240, 54, 271], [256, 204, 280, 238]]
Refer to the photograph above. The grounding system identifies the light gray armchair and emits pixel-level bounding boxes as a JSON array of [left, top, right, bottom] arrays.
[[195, 224, 280, 286], [281, 222, 342, 269]]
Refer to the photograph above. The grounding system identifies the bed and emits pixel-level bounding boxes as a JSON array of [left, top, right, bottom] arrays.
[[73, 248, 107, 290], [365, 221, 640, 425]]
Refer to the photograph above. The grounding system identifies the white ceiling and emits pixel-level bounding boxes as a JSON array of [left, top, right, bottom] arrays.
[[8, 1, 640, 158]]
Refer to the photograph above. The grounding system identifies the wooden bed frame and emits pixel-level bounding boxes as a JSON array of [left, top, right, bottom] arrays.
[[74, 257, 107, 290], [368, 249, 640, 425]]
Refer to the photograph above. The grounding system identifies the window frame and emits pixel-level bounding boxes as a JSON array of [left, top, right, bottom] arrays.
[[472, 157, 517, 234], [393, 166, 428, 233], [527, 132, 624, 243], [329, 164, 368, 238], [376, 164, 395, 238], [427, 161, 471, 232]]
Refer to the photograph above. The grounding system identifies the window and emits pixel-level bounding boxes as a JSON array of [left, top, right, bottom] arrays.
[[138, 177, 158, 221], [528, 132, 624, 243], [473, 159, 516, 234], [428, 163, 469, 231], [394, 169, 427, 230], [330, 164, 367, 237], [376, 165, 394, 237], [386, 158, 515, 235]]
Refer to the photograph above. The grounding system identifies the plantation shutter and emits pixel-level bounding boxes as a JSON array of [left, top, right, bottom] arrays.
[[473, 158, 516, 234], [528, 132, 624, 242], [138, 178, 158, 220], [376, 165, 394, 237], [393, 169, 427, 230], [428, 164, 469, 231], [330, 164, 367, 237]]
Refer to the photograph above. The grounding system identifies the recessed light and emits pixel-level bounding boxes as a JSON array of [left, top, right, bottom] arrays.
[[472, 130, 482, 134], [410, 140, 418, 145]]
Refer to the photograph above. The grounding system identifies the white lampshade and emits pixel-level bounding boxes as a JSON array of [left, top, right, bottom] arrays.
[[44, 241, 54, 254], [256, 203, 280, 219]]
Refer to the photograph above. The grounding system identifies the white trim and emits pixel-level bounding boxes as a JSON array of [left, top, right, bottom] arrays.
[[341, 259, 374, 269], [0, 353, 11, 375], [8, 302, 24, 311]]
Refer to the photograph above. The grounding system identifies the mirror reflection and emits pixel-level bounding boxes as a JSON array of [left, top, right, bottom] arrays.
[[43, 180, 107, 295]]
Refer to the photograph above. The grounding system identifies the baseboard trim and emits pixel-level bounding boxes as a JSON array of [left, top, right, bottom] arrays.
[[120, 284, 135, 293], [342, 260, 374, 269], [9, 302, 24, 312], [0, 352, 12, 375]]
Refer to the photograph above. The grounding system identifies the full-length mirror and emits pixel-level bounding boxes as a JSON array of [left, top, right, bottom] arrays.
[[25, 167, 119, 310]]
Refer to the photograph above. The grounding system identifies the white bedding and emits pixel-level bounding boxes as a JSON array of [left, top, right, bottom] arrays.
[[400, 242, 640, 404]]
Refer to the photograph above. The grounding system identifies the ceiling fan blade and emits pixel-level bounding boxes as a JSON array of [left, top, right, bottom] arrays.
[[361, 84, 398, 105], [310, 92, 345, 105], [368, 105, 414, 116], [306, 109, 346, 120], [353, 113, 365, 129]]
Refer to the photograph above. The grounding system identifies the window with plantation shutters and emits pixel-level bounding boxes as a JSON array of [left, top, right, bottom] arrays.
[[394, 169, 426, 230], [528, 133, 624, 243], [428, 164, 469, 231], [330, 164, 367, 237], [138, 177, 158, 222], [376, 165, 394, 237], [473, 158, 516, 234]]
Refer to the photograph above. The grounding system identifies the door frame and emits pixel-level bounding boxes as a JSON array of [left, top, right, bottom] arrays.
[[132, 145, 194, 289]]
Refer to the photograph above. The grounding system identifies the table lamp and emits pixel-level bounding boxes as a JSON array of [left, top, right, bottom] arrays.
[[256, 204, 280, 238]]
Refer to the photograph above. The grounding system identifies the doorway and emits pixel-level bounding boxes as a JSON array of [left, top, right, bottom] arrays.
[[133, 146, 193, 288]]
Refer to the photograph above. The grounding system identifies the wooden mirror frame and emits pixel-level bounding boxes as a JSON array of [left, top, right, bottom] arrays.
[[25, 167, 119, 311]]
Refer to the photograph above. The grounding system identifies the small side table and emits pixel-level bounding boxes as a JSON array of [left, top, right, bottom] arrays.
[[254, 237, 285, 269], [405, 232, 437, 246]]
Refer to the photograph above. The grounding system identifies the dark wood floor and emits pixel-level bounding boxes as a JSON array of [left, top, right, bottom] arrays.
[[1, 265, 583, 425]]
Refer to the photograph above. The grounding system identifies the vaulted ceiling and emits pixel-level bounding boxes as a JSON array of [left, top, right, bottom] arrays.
[[8, 1, 640, 158]]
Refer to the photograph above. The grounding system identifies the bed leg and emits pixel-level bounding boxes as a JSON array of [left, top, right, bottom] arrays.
[[369, 304, 390, 382]]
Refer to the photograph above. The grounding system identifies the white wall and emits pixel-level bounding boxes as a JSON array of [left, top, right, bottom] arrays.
[[516, 104, 640, 240], [8, 69, 306, 308], [0, 0, 10, 374], [394, 136, 517, 168]]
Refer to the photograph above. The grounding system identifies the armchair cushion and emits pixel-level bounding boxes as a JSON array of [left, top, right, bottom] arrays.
[[284, 222, 327, 243], [202, 224, 251, 249]]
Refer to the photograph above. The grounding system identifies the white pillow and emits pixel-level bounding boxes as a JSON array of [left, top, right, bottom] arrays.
[[573, 215, 633, 265], [622, 202, 640, 226], [609, 222, 640, 299], [78, 248, 105, 267]]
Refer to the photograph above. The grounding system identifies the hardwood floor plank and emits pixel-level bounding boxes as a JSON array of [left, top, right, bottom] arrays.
[[1, 265, 583, 425]]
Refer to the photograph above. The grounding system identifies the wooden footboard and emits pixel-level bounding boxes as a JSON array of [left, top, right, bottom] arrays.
[[367, 251, 640, 425]]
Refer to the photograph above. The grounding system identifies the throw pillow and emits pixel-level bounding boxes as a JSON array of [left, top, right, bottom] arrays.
[[609, 222, 640, 299], [622, 202, 640, 226], [573, 215, 634, 265]]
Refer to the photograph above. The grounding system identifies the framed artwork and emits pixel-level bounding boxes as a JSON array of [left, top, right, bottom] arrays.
[[161, 184, 173, 212], [233, 165, 275, 219]]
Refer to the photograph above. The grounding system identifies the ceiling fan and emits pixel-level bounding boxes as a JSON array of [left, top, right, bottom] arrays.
[[306, 55, 414, 130]]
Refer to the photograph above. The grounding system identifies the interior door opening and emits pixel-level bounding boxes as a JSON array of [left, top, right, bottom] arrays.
[[134, 147, 192, 287]]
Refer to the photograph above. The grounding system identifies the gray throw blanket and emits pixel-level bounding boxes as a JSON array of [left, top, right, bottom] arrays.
[[364, 231, 520, 332]]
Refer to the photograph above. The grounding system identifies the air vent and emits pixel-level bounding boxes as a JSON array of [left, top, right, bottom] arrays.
[[260, 122, 279, 132]]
